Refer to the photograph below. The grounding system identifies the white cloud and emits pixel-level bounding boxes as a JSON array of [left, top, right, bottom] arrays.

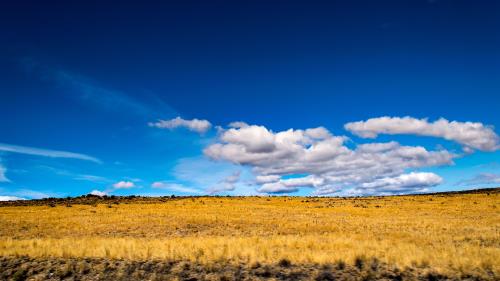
[[112, 181, 135, 189], [89, 190, 107, 197], [0, 143, 101, 163], [257, 182, 300, 193], [255, 175, 281, 184], [456, 173, 500, 186], [172, 156, 242, 187], [345, 116, 499, 152], [207, 171, 241, 194], [205, 123, 456, 195], [151, 182, 202, 194], [220, 125, 277, 153], [359, 172, 442, 193], [228, 121, 249, 128], [257, 175, 325, 193], [149, 117, 212, 134], [0, 196, 26, 201]]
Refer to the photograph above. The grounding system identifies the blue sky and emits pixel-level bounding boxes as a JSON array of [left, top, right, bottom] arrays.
[[0, 0, 499, 199]]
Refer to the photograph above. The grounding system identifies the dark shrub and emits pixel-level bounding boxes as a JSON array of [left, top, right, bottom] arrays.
[[335, 260, 346, 270], [315, 271, 335, 281], [355, 256, 365, 270], [278, 258, 291, 267]]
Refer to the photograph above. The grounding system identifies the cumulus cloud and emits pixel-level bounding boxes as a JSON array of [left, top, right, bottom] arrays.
[[456, 173, 500, 186], [257, 175, 325, 193], [205, 123, 456, 195], [206, 171, 241, 194], [255, 175, 281, 184], [112, 181, 135, 189], [345, 116, 499, 152], [0, 142, 101, 163], [149, 117, 212, 134], [0, 196, 26, 201], [151, 182, 202, 194], [89, 190, 107, 197], [358, 172, 442, 193]]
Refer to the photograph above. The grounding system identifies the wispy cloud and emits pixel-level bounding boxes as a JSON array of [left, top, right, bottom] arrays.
[[151, 182, 202, 194], [173, 157, 238, 185], [456, 173, 500, 186], [74, 174, 110, 183], [206, 171, 241, 194], [19, 58, 177, 118], [0, 163, 9, 182], [0, 143, 101, 163], [9, 189, 55, 199], [37, 165, 110, 184]]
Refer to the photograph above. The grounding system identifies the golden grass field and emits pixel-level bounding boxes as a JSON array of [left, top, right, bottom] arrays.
[[0, 190, 499, 279]]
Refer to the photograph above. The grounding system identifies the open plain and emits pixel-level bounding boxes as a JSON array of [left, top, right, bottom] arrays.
[[0, 189, 499, 280]]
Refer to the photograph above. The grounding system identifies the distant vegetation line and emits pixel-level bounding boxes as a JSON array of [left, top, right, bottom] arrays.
[[1, 187, 498, 207]]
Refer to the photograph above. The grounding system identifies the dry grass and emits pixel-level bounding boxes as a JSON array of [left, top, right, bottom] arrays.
[[0, 191, 499, 277]]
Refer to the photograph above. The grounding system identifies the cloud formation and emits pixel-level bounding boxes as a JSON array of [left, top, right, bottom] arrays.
[[205, 123, 456, 195], [151, 182, 202, 194], [20, 58, 177, 118], [37, 166, 111, 190], [89, 190, 107, 197], [0, 164, 8, 182], [0, 143, 101, 163], [0, 196, 26, 201], [456, 173, 500, 186], [74, 174, 110, 183], [345, 117, 499, 152], [149, 117, 212, 134], [10, 189, 52, 199], [206, 171, 241, 194], [257, 175, 326, 193], [112, 181, 135, 189], [358, 172, 442, 194]]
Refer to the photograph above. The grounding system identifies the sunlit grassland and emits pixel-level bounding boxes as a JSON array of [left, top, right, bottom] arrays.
[[0, 192, 498, 276]]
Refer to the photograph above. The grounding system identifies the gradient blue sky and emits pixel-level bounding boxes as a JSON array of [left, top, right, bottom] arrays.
[[0, 0, 499, 199]]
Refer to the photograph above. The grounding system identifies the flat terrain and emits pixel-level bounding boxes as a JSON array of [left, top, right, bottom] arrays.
[[0, 189, 499, 280]]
